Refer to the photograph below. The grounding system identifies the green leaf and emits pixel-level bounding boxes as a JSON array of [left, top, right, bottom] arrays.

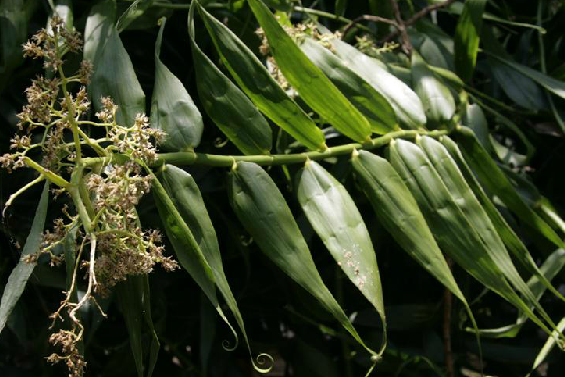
[[85, 1, 145, 127], [350, 151, 470, 314], [193, 1, 325, 150], [246, 0, 372, 143], [299, 38, 398, 134], [84, 0, 115, 64], [411, 21, 455, 72], [529, 313, 565, 375], [116, 275, 159, 377], [116, 0, 155, 33], [481, 26, 547, 111], [485, 50, 565, 101], [152, 174, 239, 347], [296, 160, 387, 354], [0, 0, 32, 92], [417, 136, 557, 330], [454, 0, 487, 82], [411, 52, 456, 128], [228, 161, 377, 362], [0, 182, 49, 336], [158, 165, 270, 372], [150, 18, 203, 151], [441, 136, 565, 304], [330, 39, 426, 129], [452, 127, 564, 248], [187, 3, 272, 155], [335, 0, 347, 17], [388, 139, 554, 337], [461, 102, 491, 153], [473, 248, 565, 338]]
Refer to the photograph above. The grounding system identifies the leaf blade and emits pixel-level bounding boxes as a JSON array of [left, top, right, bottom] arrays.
[[187, 3, 273, 155], [296, 160, 387, 353], [151, 18, 203, 151], [246, 0, 372, 143], [194, 1, 325, 150], [228, 161, 376, 358], [0, 182, 50, 336]]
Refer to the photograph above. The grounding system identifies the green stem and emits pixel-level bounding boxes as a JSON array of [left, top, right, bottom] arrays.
[[151, 130, 448, 167], [55, 34, 83, 164], [76, 128, 107, 157], [23, 157, 70, 188]]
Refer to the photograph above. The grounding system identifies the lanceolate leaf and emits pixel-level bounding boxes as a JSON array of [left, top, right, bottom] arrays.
[[454, 0, 487, 82], [246, 0, 372, 143], [481, 26, 547, 111], [152, 174, 238, 346], [441, 136, 565, 304], [151, 18, 203, 151], [462, 102, 492, 153], [158, 165, 269, 372], [330, 39, 426, 129], [474, 248, 565, 338], [0, 182, 49, 336], [85, 1, 145, 127], [187, 3, 272, 155], [388, 139, 554, 336], [296, 160, 387, 354], [529, 315, 565, 375], [417, 136, 557, 331], [116, 0, 155, 33], [228, 161, 377, 362], [452, 127, 563, 248], [0, 0, 29, 92], [83, 0, 115, 64], [485, 51, 565, 101], [411, 52, 456, 128], [299, 38, 398, 134], [350, 151, 471, 315], [116, 275, 159, 377], [193, 1, 325, 150]]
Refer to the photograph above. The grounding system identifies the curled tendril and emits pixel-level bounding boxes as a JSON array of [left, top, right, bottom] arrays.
[[217, 307, 239, 352], [252, 352, 275, 374], [214, 137, 229, 148]]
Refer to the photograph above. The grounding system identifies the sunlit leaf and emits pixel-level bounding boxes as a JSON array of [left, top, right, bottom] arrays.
[[453, 127, 564, 248], [388, 139, 554, 336], [454, 0, 487, 82], [299, 38, 398, 134], [228, 161, 377, 364], [411, 51, 455, 128], [194, 1, 326, 150], [246, 0, 372, 143], [330, 39, 426, 129], [0, 182, 49, 336], [151, 18, 203, 151], [158, 165, 270, 372], [296, 160, 387, 354], [84, 0, 145, 127], [187, 2, 273, 155]]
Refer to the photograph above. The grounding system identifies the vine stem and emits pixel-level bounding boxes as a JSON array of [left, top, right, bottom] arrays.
[[147, 129, 448, 167]]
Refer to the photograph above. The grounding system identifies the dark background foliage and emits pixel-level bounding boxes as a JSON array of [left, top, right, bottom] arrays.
[[1, 1, 565, 376]]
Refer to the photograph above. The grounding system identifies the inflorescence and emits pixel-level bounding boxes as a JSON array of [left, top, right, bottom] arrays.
[[2, 15, 177, 377]]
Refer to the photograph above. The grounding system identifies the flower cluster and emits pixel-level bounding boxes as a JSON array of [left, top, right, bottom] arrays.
[[22, 15, 82, 71], [47, 330, 87, 377], [85, 162, 177, 295], [2, 14, 176, 377]]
